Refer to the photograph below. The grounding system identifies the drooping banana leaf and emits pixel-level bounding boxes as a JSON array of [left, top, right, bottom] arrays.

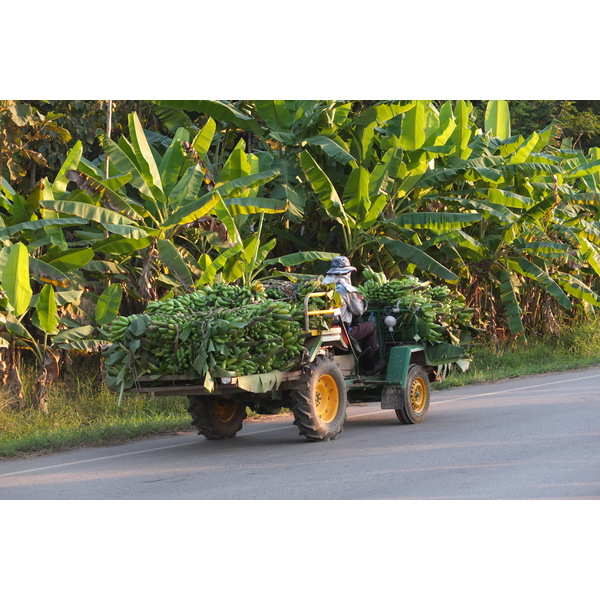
[[499, 269, 524, 334], [40, 198, 139, 227], [509, 257, 572, 309], [304, 135, 355, 165], [299, 150, 350, 225], [29, 257, 70, 287], [379, 237, 459, 283], [556, 273, 600, 306], [156, 238, 194, 290], [155, 100, 264, 136], [388, 212, 482, 232], [262, 250, 339, 268]]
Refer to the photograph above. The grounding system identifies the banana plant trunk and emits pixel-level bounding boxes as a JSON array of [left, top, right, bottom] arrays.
[[32, 349, 60, 413], [2, 344, 25, 411]]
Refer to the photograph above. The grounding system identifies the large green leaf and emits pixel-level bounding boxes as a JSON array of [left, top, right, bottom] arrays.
[[95, 283, 123, 325], [487, 189, 535, 209], [46, 248, 95, 273], [2, 217, 88, 237], [388, 212, 482, 232], [343, 165, 370, 222], [155, 100, 264, 136], [92, 235, 151, 255], [157, 239, 194, 290], [98, 130, 155, 201], [192, 118, 216, 159], [52, 141, 84, 195], [34, 284, 59, 335], [508, 132, 540, 164], [161, 189, 222, 229], [511, 257, 572, 309], [29, 257, 70, 288], [485, 100, 511, 139], [262, 251, 339, 267], [399, 102, 426, 151], [40, 199, 139, 227], [2, 242, 33, 317], [197, 243, 243, 285], [304, 135, 355, 164], [299, 150, 349, 224], [557, 273, 600, 306], [578, 236, 600, 277], [224, 197, 287, 215], [159, 128, 189, 197], [214, 169, 280, 199], [450, 100, 473, 159], [218, 139, 251, 184], [168, 164, 207, 208], [254, 100, 294, 130], [379, 237, 459, 283], [52, 325, 95, 344], [128, 112, 165, 201], [499, 269, 524, 334]]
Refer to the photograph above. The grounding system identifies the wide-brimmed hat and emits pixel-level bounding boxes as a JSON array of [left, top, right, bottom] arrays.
[[326, 256, 357, 275]]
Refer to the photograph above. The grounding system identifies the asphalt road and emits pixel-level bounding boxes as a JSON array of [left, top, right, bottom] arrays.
[[1, 367, 599, 500]]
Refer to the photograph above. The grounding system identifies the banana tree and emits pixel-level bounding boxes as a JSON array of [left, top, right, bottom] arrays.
[[39, 112, 286, 303], [409, 106, 600, 336]]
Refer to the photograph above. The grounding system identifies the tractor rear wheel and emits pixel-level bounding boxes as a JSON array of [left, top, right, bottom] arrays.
[[395, 364, 430, 424], [188, 396, 247, 440], [291, 355, 347, 441]]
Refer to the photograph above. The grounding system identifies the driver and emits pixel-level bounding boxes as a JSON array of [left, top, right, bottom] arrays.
[[322, 256, 387, 376]]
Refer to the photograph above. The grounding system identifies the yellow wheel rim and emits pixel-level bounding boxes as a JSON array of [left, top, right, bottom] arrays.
[[213, 400, 238, 423], [315, 374, 339, 423], [410, 377, 428, 413]]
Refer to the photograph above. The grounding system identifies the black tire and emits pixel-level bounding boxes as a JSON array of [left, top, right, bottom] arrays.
[[188, 396, 247, 440], [395, 364, 430, 424], [291, 355, 347, 441]]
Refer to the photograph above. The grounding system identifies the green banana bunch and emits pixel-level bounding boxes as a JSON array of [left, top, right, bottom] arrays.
[[103, 280, 342, 389], [357, 274, 474, 346]]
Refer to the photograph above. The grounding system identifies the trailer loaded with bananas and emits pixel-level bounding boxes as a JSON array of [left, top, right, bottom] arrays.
[[103, 271, 475, 442]]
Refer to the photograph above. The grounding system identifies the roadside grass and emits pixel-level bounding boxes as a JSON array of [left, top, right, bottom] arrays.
[[2, 319, 600, 458], [437, 318, 600, 389], [0, 364, 191, 458]]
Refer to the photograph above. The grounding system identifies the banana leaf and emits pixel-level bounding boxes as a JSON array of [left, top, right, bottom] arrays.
[[154, 100, 264, 136], [485, 100, 511, 139], [510, 257, 572, 309], [33, 284, 59, 335], [388, 212, 482, 232], [95, 283, 123, 326], [29, 257, 70, 287], [499, 269, 524, 334], [157, 239, 194, 290], [299, 150, 349, 224], [379, 237, 459, 283], [304, 135, 355, 164], [40, 199, 139, 227], [2, 242, 33, 317]]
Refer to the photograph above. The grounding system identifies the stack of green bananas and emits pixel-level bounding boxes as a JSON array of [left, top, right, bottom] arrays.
[[103, 281, 339, 389], [358, 271, 474, 344]]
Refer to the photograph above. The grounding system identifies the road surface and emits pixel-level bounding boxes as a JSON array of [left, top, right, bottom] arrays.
[[1, 367, 599, 500]]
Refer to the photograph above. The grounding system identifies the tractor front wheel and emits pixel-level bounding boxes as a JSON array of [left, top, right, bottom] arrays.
[[395, 364, 430, 424]]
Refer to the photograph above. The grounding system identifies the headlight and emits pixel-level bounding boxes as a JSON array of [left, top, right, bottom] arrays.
[[383, 315, 397, 331]]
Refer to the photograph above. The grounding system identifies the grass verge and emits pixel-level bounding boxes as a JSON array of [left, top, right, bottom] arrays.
[[2, 319, 600, 458]]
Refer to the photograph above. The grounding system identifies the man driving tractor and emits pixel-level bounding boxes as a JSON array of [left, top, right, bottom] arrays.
[[322, 256, 387, 376]]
